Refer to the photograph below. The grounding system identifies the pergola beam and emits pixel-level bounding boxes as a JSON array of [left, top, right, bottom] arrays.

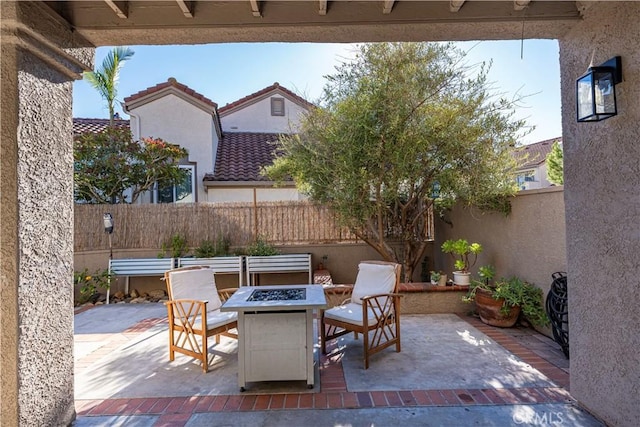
[[514, 0, 531, 11], [249, 0, 262, 17], [104, 0, 127, 19], [176, 0, 193, 18], [383, 0, 395, 15], [449, 1, 465, 13]]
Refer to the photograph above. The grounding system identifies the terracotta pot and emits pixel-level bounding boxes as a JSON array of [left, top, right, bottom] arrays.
[[474, 288, 521, 328]]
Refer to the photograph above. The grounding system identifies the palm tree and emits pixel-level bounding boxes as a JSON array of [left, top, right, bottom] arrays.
[[83, 47, 135, 126]]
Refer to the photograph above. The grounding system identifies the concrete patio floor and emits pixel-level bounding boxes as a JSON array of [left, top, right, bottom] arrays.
[[73, 304, 602, 426]]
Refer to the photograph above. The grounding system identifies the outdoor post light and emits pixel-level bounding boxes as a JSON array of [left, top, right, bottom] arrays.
[[576, 56, 622, 122], [103, 213, 114, 259]]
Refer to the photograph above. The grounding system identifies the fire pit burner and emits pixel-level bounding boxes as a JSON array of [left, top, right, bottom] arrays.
[[247, 288, 306, 302]]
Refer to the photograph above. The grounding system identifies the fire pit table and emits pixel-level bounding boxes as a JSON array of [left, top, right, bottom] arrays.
[[220, 284, 327, 391]]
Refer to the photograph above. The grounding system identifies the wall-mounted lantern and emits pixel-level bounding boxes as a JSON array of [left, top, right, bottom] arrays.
[[103, 213, 114, 259], [103, 213, 114, 234], [576, 56, 622, 122]]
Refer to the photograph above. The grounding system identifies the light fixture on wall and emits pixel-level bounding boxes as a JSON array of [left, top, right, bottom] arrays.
[[576, 56, 622, 122], [103, 213, 114, 259]]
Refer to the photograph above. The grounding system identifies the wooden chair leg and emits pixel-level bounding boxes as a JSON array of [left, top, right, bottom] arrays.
[[320, 320, 327, 354], [168, 328, 175, 361]]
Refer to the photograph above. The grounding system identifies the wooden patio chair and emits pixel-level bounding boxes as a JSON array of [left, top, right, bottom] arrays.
[[164, 266, 238, 372], [320, 260, 402, 369]]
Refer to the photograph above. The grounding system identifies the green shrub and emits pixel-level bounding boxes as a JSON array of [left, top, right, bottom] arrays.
[[159, 233, 188, 258], [74, 268, 111, 305], [194, 237, 231, 258], [244, 237, 280, 256]]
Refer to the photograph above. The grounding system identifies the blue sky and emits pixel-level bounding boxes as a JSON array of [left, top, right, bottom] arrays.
[[72, 40, 561, 145]]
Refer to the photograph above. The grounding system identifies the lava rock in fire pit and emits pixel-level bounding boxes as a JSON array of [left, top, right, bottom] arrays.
[[247, 288, 306, 301]]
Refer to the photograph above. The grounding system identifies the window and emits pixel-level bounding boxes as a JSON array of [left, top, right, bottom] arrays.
[[156, 165, 195, 203], [271, 97, 285, 116], [515, 170, 536, 190]]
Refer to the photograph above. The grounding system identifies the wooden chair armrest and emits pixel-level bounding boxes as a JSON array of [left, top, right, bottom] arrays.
[[360, 293, 403, 303], [165, 299, 208, 315], [218, 288, 238, 303]]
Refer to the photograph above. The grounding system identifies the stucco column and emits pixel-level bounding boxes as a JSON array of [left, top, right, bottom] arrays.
[[1, 2, 93, 425], [559, 2, 640, 425]]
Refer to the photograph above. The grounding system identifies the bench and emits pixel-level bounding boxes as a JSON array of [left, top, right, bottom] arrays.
[[177, 256, 245, 286], [245, 253, 312, 286], [107, 257, 176, 303]]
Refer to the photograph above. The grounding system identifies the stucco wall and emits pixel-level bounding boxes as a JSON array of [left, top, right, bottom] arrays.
[[559, 2, 640, 425], [434, 187, 567, 316], [1, 2, 93, 425], [129, 94, 217, 203], [221, 92, 308, 133], [206, 187, 304, 202]]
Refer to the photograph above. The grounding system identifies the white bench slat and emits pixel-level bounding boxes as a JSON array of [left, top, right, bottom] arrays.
[[177, 256, 244, 286], [245, 254, 312, 286], [107, 258, 176, 304]]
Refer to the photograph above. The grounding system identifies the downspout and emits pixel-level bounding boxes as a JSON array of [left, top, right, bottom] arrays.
[[121, 103, 147, 203]]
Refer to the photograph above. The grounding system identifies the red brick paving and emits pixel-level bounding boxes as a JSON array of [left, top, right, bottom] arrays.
[[75, 313, 576, 421]]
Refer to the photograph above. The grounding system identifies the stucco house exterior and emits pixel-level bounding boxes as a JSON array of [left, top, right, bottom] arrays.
[[73, 79, 313, 203], [513, 137, 561, 191]]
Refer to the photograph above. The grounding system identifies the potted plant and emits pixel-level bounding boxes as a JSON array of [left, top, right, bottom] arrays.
[[441, 239, 483, 286], [463, 275, 549, 328], [430, 270, 447, 286]]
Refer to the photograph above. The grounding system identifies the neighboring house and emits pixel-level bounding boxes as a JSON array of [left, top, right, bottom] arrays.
[[513, 137, 561, 191], [73, 79, 313, 203]]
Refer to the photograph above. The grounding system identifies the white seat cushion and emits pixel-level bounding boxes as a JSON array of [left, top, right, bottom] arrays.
[[175, 309, 237, 331], [351, 263, 397, 305], [168, 268, 222, 313], [323, 302, 376, 327]]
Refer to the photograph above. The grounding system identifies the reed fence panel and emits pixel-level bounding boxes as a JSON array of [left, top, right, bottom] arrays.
[[74, 202, 358, 252]]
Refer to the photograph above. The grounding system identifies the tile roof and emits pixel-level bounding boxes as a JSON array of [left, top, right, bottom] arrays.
[[218, 82, 313, 115], [204, 132, 290, 182], [124, 77, 218, 109], [514, 137, 561, 169], [73, 118, 130, 136]]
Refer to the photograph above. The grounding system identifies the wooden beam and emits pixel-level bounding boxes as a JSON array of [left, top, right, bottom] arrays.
[[175, 0, 193, 18], [449, 1, 466, 13], [383, 0, 395, 14], [514, 0, 531, 11], [104, 0, 127, 19], [249, 0, 262, 17], [319, 0, 327, 16]]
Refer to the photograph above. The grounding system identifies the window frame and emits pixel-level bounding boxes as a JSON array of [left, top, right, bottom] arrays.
[[154, 164, 196, 204], [270, 97, 285, 116]]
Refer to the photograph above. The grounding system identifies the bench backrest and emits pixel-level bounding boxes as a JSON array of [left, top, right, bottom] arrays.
[[109, 258, 176, 277], [245, 254, 312, 285], [178, 256, 244, 286]]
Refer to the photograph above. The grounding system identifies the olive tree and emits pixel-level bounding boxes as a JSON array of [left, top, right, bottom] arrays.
[[265, 42, 525, 281]]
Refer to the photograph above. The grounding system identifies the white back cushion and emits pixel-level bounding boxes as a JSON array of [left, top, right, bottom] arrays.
[[168, 268, 222, 312], [351, 263, 397, 304]]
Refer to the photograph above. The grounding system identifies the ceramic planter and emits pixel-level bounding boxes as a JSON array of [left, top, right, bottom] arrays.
[[474, 287, 521, 327], [431, 274, 448, 286], [452, 271, 471, 286]]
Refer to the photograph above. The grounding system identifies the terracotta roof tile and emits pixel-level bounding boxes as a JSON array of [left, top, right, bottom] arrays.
[[218, 82, 313, 115], [204, 132, 289, 182], [73, 118, 130, 135], [124, 77, 218, 109], [514, 137, 561, 169]]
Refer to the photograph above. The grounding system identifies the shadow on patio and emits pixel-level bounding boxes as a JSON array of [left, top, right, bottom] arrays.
[[73, 304, 601, 427]]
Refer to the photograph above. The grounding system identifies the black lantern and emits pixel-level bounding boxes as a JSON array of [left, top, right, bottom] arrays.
[[576, 56, 622, 122], [103, 213, 114, 234]]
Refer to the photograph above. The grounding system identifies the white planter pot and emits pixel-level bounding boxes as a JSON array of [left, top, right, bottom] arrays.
[[453, 271, 471, 286]]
